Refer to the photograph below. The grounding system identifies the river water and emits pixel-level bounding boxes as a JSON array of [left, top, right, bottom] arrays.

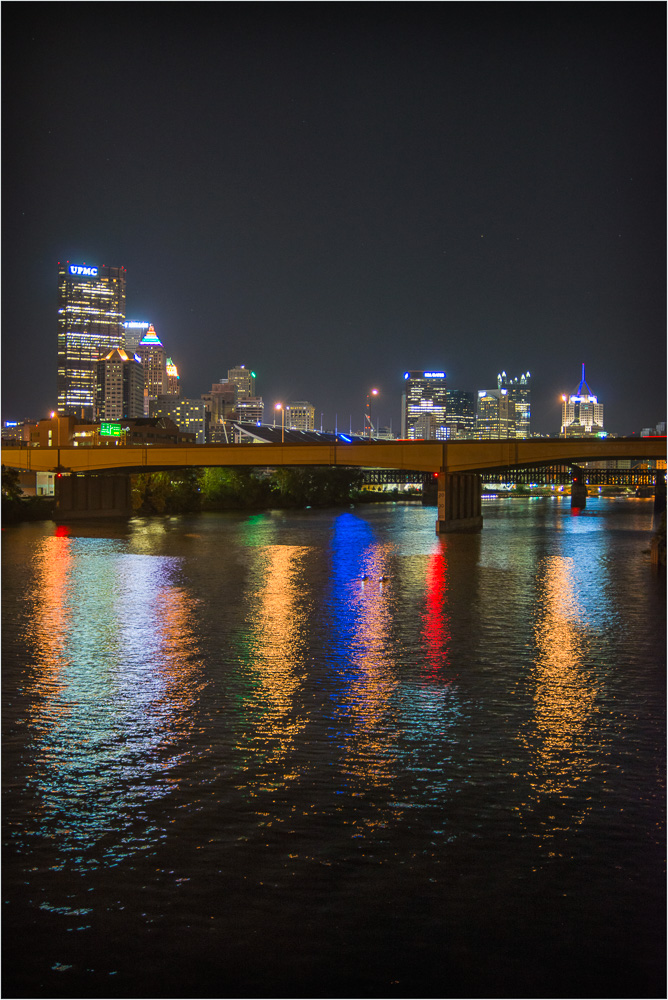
[[2, 498, 665, 998]]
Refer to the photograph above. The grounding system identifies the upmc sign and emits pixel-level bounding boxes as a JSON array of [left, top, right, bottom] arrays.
[[69, 265, 98, 276]]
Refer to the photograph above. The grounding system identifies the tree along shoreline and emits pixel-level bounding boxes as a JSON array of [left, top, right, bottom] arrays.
[[1, 465, 420, 522], [131, 467, 405, 515], [2, 465, 642, 524]]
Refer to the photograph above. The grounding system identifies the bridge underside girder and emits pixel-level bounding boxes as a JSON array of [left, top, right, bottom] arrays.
[[363, 465, 664, 487]]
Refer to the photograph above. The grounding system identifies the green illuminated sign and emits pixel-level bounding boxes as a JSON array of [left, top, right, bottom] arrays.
[[100, 423, 123, 437]]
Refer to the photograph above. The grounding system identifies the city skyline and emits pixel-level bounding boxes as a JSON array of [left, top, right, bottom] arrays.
[[3, 7, 665, 434], [46, 273, 643, 439], [18, 253, 641, 439]]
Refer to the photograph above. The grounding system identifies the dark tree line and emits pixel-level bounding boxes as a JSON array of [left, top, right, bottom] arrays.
[[131, 466, 367, 515]]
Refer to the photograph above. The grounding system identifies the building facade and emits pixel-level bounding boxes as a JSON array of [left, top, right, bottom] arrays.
[[225, 366, 263, 424], [227, 365, 255, 399], [476, 389, 516, 438], [445, 389, 476, 439], [57, 261, 126, 418], [401, 371, 448, 439], [31, 414, 195, 448], [96, 348, 145, 421], [286, 401, 316, 431], [2, 420, 38, 444], [561, 366, 604, 436], [236, 398, 264, 424], [136, 325, 168, 414], [202, 380, 237, 426], [123, 321, 151, 353], [497, 371, 531, 438], [150, 397, 209, 444], [166, 358, 181, 396]]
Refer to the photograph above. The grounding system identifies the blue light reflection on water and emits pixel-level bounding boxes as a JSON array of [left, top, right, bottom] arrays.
[[326, 511, 467, 833], [327, 512, 400, 790]]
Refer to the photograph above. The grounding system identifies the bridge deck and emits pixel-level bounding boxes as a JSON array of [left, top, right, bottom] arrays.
[[2, 437, 665, 476]]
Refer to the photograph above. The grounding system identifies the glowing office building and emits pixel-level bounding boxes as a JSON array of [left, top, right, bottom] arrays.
[[561, 365, 604, 436], [227, 365, 255, 399], [476, 388, 516, 438], [445, 389, 476, 439], [401, 371, 448, 439], [123, 321, 151, 353], [497, 371, 531, 438], [95, 348, 145, 421], [286, 401, 316, 431], [166, 358, 181, 396], [136, 324, 168, 413], [57, 261, 126, 417]]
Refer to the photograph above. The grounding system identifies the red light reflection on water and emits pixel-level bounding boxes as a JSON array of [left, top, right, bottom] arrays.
[[422, 544, 451, 679]]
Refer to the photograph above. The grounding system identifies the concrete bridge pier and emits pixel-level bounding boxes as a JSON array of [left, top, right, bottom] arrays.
[[56, 473, 133, 519], [571, 466, 587, 510], [436, 470, 483, 533], [654, 469, 666, 514]]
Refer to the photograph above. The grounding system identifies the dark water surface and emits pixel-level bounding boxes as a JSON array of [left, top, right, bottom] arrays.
[[2, 498, 665, 998]]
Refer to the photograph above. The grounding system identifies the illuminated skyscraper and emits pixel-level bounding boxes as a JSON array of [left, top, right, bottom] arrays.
[[476, 389, 516, 438], [227, 365, 255, 399], [227, 365, 263, 423], [401, 371, 448, 439], [57, 261, 126, 417], [497, 371, 531, 438], [123, 321, 150, 353], [95, 348, 145, 421], [166, 358, 181, 396], [286, 401, 316, 431], [136, 324, 167, 414], [561, 365, 604, 435], [445, 389, 476, 438]]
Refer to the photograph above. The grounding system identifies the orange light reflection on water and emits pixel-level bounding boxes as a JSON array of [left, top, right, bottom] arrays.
[[240, 545, 310, 768], [519, 555, 598, 834]]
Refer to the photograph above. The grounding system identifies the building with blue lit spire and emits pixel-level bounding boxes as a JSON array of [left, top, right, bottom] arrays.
[[561, 364, 604, 436]]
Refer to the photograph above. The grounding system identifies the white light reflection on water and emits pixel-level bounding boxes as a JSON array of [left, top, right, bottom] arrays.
[[16, 529, 203, 872]]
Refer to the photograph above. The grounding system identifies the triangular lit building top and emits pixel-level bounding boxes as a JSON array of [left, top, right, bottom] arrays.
[[139, 324, 163, 347]]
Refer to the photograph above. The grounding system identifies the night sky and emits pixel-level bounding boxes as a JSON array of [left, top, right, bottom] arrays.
[[3, 5, 665, 435]]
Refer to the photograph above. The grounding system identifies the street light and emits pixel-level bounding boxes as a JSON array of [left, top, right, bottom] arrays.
[[275, 403, 285, 443], [366, 388, 379, 438]]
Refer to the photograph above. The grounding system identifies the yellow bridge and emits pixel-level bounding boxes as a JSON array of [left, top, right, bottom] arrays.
[[3, 436, 665, 476], [4, 437, 664, 532]]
